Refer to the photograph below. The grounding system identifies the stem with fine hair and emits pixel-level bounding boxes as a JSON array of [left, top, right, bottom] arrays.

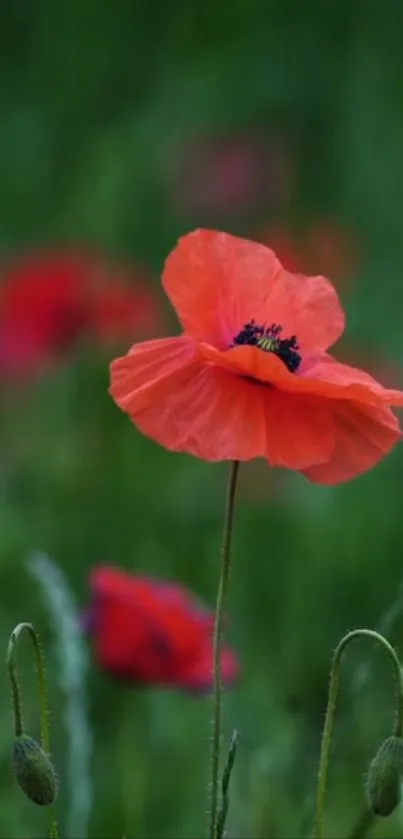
[[208, 460, 240, 839], [314, 628, 403, 839], [7, 633, 24, 738], [216, 729, 238, 839], [7, 622, 59, 839], [347, 807, 375, 839]]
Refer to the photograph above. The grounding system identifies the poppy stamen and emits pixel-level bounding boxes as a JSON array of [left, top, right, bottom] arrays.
[[233, 319, 301, 373]]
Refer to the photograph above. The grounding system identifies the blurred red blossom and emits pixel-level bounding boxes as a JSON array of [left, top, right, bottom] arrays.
[[260, 222, 358, 291], [0, 250, 162, 378], [171, 132, 293, 216], [337, 341, 403, 392], [83, 565, 240, 693]]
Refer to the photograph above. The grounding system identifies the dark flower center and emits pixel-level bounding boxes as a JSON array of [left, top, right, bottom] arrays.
[[233, 319, 301, 373]]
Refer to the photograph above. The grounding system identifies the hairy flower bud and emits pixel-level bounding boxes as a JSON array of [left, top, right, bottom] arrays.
[[12, 734, 57, 806], [366, 735, 403, 816]]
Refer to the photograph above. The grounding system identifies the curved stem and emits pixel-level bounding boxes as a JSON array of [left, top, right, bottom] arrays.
[[7, 633, 24, 737], [314, 628, 403, 839], [208, 461, 240, 839], [7, 623, 51, 751], [7, 622, 58, 839]]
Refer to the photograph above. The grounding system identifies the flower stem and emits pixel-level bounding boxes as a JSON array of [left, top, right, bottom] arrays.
[[347, 808, 375, 839], [7, 623, 51, 751], [314, 628, 403, 839], [7, 623, 59, 839], [7, 633, 24, 737], [216, 729, 238, 839], [208, 460, 240, 839]]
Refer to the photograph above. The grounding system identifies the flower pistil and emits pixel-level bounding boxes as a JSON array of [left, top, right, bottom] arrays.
[[233, 319, 301, 373]]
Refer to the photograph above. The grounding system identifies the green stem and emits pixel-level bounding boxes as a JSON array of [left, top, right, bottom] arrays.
[[7, 633, 24, 737], [7, 622, 58, 839], [347, 807, 375, 839], [208, 460, 240, 839], [48, 821, 60, 839], [7, 623, 51, 750], [314, 628, 403, 839], [216, 729, 238, 839]]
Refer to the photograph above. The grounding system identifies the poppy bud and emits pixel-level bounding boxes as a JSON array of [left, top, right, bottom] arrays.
[[12, 734, 57, 806], [366, 735, 403, 816]]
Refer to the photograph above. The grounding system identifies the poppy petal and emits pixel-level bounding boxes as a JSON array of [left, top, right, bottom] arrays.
[[162, 229, 344, 352], [302, 400, 401, 484], [110, 338, 334, 466], [87, 566, 240, 690], [262, 390, 334, 469], [301, 354, 403, 405], [90, 592, 154, 679], [110, 335, 198, 415], [111, 338, 266, 459], [200, 344, 403, 407], [142, 582, 208, 662], [89, 568, 195, 682]]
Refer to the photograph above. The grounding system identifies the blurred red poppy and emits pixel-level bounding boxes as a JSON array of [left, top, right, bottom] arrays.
[[337, 340, 403, 392], [260, 222, 357, 291], [110, 229, 403, 485], [83, 566, 239, 692], [304, 223, 357, 289], [0, 250, 162, 378], [173, 134, 289, 215]]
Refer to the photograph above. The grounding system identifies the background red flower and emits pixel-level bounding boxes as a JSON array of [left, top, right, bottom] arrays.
[[0, 250, 163, 379], [83, 566, 240, 693], [259, 222, 358, 292]]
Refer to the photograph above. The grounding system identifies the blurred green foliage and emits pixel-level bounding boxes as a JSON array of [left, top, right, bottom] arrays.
[[2, 1, 403, 837]]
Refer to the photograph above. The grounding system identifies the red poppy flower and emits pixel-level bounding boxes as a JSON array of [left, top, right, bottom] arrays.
[[173, 135, 270, 212], [260, 222, 357, 291], [110, 229, 403, 484], [259, 226, 302, 274], [304, 223, 357, 290], [0, 250, 162, 378], [83, 566, 239, 692], [337, 341, 403, 392]]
